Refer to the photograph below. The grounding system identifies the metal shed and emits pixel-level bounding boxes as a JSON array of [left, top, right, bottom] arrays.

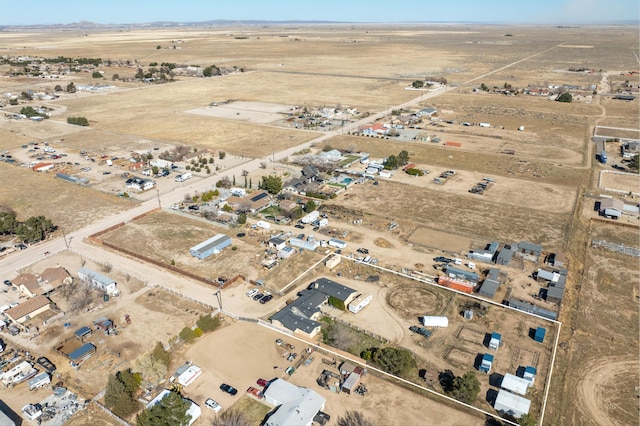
[[479, 353, 493, 373], [534, 327, 546, 343], [501, 373, 530, 396], [189, 234, 232, 259], [489, 332, 501, 350], [494, 389, 531, 418]]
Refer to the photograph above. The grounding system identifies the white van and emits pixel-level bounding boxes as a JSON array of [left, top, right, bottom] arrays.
[[467, 262, 476, 270], [454, 258, 462, 265]]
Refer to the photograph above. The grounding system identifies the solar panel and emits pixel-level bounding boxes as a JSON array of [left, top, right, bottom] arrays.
[[250, 192, 268, 202]]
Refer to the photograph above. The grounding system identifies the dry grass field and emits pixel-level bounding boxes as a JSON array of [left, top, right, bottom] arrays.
[[0, 24, 638, 426]]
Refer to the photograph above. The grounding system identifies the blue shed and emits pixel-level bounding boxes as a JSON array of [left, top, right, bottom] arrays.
[[479, 353, 494, 373], [534, 327, 546, 343], [189, 234, 232, 259]]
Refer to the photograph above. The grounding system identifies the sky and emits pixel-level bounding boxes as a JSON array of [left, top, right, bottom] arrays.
[[1, 0, 638, 26]]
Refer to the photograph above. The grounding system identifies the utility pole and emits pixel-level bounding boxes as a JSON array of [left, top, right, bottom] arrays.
[[61, 228, 69, 249], [214, 290, 223, 311]]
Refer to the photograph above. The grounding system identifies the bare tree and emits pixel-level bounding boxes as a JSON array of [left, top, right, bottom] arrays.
[[102, 262, 113, 273], [337, 411, 374, 426], [211, 409, 251, 426], [346, 143, 357, 153], [217, 176, 232, 188], [260, 161, 268, 169], [80, 258, 86, 267], [241, 169, 249, 177]]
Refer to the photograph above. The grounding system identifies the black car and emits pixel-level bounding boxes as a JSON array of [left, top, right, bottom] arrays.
[[294, 224, 305, 229], [220, 383, 238, 396], [434, 256, 453, 263], [253, 293, 264, 301], [260, 294, 273, 304], [3, 280, 11, 287]]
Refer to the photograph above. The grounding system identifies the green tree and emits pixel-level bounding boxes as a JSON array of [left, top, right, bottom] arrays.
[[369, 347, 417, 378], [398, 149, 410, 165], [0, 212, 18, 235], [412, 80, 424, 88], [237, 213, 247, 224], [383, 155, 400, 170], [450, 371, 481, 404], [219, 151, 226, 160], [557, 92, 573, 103], [196, 314, 220, 332], [104, 373, 139, 418], [16, 215, 54, 243], [67, 116, 89, 126], [151, 342, 171, 368], [305, 200, 317, 212], [20, 106, 40, 118], [337, 411, 374, 426], [66, 82, 76, 93], [151, 166, 159, 175], [117, 369, 142, 395], [92, 71, 102, 78], [480, 83, 488, 91], [518, 413, 537, 426], [112, 74, 119, 81], [322, 145, 333, 152], [261, 176, 282, 194], [136, 391, 191, 426]]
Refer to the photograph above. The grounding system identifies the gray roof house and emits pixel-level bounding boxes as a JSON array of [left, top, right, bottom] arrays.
[[308, 278, 357, 304], [264, 379, 326, 426], [495, 247, 514, 266]]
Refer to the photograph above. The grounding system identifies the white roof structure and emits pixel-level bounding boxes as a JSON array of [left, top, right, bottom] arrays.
[[264, 379, 325, 426], [501, 373, 530, 396], [421, 316, 449, 327], [177, 365, 202, 387], [494, 389, 531, 418]]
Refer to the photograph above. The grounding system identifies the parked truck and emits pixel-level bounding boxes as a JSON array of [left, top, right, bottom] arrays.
[[175, 172, 192, 182], [599, 150, 607, 164]]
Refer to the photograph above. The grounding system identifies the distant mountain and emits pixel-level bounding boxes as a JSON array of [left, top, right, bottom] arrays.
[[0, 18, 637, 31]]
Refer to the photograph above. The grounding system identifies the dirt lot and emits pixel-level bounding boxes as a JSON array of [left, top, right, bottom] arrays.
[[598, 170, 640, 195], [548, 221, 639, 426], [181, 320, 485, 425]]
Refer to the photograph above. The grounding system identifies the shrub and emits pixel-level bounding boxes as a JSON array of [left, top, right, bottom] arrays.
[[67, 116, 89, 126], [197, 315, 221, 332], [405, 168, 424, 176]]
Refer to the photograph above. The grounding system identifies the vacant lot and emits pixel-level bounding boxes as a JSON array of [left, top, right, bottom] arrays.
[[329, 178, 571, 249], [548, 223, 639, 426]]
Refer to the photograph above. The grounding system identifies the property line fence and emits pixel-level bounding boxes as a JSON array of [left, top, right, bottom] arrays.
[[591, 239, 640, 257], [149, 284, 217, 311], [323, 313, 389, 344]]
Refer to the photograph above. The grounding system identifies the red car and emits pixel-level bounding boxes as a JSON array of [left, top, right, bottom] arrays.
[[257, 378, 269, 388]]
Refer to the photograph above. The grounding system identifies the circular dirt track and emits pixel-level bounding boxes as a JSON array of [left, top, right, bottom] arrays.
[[387, 284, 447, 319], [575, 357, 639, 426]]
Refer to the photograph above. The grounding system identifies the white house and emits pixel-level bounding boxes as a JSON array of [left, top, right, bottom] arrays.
[[177, 365, 202, 387], [319, 149, 342, 161], [77, 267, 117, 294]]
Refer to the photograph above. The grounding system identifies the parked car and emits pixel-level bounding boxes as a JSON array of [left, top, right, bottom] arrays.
[[357, 248, 369, 254], [3, 280, 11, 287], [257, 378, 269, 387], [253, 293, 264, 301], [205, 398, 222, 413], [294, 224, 305, 229], [259, 294, 273, 304], [220, 384, 238, 396], [246, 289, 259, 298]]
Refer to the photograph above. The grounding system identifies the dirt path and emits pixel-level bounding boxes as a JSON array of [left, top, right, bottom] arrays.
[[575, 357, 639, 426]]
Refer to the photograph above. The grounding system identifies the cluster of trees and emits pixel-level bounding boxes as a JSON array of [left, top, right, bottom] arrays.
[[19, 106, 49, 120], [134, 342, 172, 387], [383, 149, 410, 170], [67, 116, 89, 126], [179, 314, 220, 345], [104, 369, 142, 418], [440, 369, 481, 404], [137, 391, 191, 426], [0, 212, 55, 243], [361, 346, 417, 379], [557, 92, 573, 103], [260, 176, 283, 194]]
